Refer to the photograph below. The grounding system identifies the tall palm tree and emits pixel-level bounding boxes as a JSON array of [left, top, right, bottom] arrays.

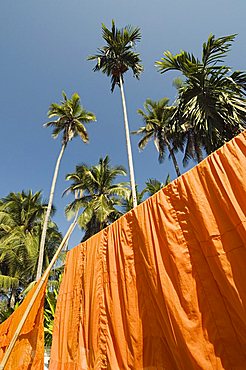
[[36, 92, 96, 280], [0, 191, 62, 308], [134, 98, 182, 177], [64, 156, 130, 241], [156, 34, 246, 154], [88, 20, 143, 208]]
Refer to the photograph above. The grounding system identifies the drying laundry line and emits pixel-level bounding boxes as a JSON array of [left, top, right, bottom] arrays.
[[0, 212, 78, 370]]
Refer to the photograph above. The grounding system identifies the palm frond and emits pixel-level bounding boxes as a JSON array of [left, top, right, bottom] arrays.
[[202, 34, 236, 66], [44, 92, 96, 144], [0, 275, 19, 291], [88, 20, 143, 91]]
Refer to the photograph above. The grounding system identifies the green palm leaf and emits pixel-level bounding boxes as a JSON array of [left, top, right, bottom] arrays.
[[65, 156, 129, 240], [45, 92, 96, 145], [88, 20, 143, 92], [156, 33, 246, 155]]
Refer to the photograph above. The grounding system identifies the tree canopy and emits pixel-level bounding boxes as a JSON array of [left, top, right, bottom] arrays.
[[156, 34, 246, 154], [88, 20, 143, 91], [64, 156, 130, 241]]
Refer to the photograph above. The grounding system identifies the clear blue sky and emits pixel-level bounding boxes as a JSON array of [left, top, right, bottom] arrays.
[[0, 0, 245, 248]]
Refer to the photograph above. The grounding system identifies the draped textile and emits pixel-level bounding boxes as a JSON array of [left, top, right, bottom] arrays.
[[0, 279, 47, 369], [50, 131, 246, 370]]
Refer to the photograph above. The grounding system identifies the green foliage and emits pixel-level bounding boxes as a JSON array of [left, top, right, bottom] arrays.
[[156, 34, 246, 154], [88, 20, 143, 91], [0, 299, 19, 324], [44, 280, 60, 347], [135, 98, 175, 161], [64, 156, 130, 241], [122, 175, 171, 212], [144, 176, 170, 197], [134, 98, 181, 176], [121, 186, 145, 213], [0, 275, 19, 290], [0, 191, 62, 309], [44, 92, 96, 145]]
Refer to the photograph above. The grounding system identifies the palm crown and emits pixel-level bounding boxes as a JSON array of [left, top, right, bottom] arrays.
[[144, 176, 170, 197], [88, 20, 143, 91], [0, 191, 49, 233], [135, 98, 177, 161], [36, 91, 96, 280], [44, 92, 96, 145], [64, 156, 130, 241], [134, 98, 181, 177], [0, 191, 61, 295], [156, 34, 246, 153]]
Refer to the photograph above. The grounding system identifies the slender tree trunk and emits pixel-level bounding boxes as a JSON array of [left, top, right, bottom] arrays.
[[36, 143, 66, 280], [119, 75, 137, 208], [165, 140, 181, 177], [9, 288, 16, 310], [194, 142, 203, 163], [191, 130, 204, 163]]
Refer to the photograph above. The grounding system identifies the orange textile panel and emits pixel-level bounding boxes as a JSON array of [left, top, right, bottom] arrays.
[[50, 131, 246, 370], [0, 278, 47, 369]]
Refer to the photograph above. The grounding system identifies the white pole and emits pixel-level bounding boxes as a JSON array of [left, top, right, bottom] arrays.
[[119, 75, 137, 208]]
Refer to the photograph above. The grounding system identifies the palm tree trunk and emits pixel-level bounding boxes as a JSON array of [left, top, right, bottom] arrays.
[[165, 140, 181, 177], [194, 142, 203, 163], [9, 288, 16, 310], [119, 75, 137, 208], [36, 143, 66, 280]]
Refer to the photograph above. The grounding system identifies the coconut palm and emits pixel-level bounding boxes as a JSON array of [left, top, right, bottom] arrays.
[[121, 176, 170, 212], [134, 98, 182, 177], [121, 186, 145, 213], [0, 191, 62, 308], [36, 92, 96, 280], [178, 127, 204, 166], [64, 156, 130, 241], [88, 20, 143, 208], [171, 78, 204, 165], [144, 176, 171, 197], [156, 34, 246, 154]]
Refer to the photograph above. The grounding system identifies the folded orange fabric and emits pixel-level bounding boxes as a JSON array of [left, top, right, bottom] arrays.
[[50, 131, 246, 370], [0, 279, 47, 369]]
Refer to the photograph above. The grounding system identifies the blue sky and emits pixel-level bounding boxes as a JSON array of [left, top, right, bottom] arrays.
[[0, 0, 245, 248]]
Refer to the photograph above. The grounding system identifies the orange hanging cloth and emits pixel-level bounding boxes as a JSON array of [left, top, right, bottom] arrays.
[[0, 278, 47, 369], [50, 131, 246, 370]]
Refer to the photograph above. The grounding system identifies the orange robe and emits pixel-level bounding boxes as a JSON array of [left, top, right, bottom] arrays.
[[0, 279, 47, 369], [50, 131, 246, 369]]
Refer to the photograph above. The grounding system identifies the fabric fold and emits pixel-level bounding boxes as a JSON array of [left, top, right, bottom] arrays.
[[50, 130, 246, 370], [0, 278, 47, 370]]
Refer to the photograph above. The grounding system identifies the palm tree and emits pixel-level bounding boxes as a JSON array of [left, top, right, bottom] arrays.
[[64, 156, 130, 241], [36, 92, 96, 280], [88, 20, 143, 208], [172, 78, 204, 165], [121, 186, 145, 213], [156, 34, 246, 154], [134, 98, 182, 177], [121, 175, 171, 211], [179, 127, 204, 166], [144, 176, 171, 197], [0, 191, 62, 308]]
